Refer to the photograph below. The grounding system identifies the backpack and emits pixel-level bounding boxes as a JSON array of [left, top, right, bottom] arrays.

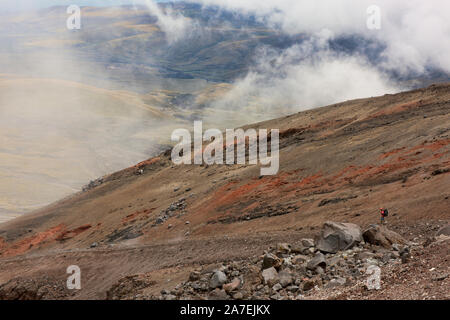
[[383, 209, 389, 217]]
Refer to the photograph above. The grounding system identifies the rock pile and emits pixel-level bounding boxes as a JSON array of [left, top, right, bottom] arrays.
[[154, 198, 187, 226], [152, 222, 414, 300], [0, 276, 74, 300], [82, 178, 104, 192]]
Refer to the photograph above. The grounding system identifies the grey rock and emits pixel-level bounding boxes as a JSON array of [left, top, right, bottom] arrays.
[[208, 288, 229, 300], [293, 254, 308, 264], [432, 273, 449, 281], [232, 292, 244, 300], [315, 221, 362, 253], [286, 285, 299, 293], [270, 293, 281, 300], [262, 253, 281, 270], [400, 246, 411, 264], [307, 252, 327, 271], [315, 266, 325, 274], [210, 271, 228, 289], [272, 283, 282, 291], [261, 267, 279, 286], [326, 277, 347, 289], [277, 243, 291, 254], [436, 224, 450, 237], [278, 271, 293, 287], [362, 224, 408, 248], [355, 251, 375, 261], [301, 239, 315, 248]]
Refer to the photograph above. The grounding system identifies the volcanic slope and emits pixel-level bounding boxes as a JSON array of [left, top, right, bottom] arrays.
[[0, 83, 449, 299]]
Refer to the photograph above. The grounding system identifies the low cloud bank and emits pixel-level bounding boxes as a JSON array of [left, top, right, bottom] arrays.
[[210, 34, 399, 120]]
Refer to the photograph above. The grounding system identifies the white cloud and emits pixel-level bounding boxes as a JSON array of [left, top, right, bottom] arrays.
[[143, 0, 196, 44], [193, 0, 450, 74], [210, 35, 399, 120]]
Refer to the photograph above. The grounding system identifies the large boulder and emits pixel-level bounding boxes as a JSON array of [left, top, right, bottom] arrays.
[[362, 224, 408, 248], [315, 221, 363, 253]]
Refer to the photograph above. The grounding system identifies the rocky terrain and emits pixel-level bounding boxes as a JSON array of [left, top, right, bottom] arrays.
[[105, 221, 449, 301], [0, 83, 449, 300]]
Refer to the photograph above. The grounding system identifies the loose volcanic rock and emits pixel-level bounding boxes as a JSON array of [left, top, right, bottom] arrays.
[[362, 224, 408, 248], [315, 221, 363, 253]]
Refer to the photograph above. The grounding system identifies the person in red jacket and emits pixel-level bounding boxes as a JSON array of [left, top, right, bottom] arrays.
[[380, 208, 389, 224]]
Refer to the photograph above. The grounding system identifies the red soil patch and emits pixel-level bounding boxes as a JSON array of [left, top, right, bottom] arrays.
[[408, 139, 450, 153], [132, 157, 161, 169], [379, 147, 406, 160], [56, 224, 92, 242], [211, 179, 265, 208], [122, 208, 154, 224], [1, 224, 65, 257]]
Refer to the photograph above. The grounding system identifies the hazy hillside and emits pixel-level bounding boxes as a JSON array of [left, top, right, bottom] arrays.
[[0, 2, 449, 222], [0, 76, 180, 220]]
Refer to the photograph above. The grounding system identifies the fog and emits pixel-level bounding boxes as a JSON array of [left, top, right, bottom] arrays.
[[0, 1, 448, 221]]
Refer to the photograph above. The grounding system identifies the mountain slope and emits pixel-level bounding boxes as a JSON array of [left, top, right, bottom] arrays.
[[0, 84, 449, 299]]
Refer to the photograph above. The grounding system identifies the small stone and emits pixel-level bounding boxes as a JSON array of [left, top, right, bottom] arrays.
[[326, 277, 347, 289], [315, 266, 325, 274], [286, 285, 299, 293], [210, 271, 228, 289], [189, 271, 201, 282], [277, 243, 291, 254], [270, 293, 281, 300], [272, 283, 282, 291], [303, 280, 315, 291], [223, 278, 241, 293], [307, 252, 327, 271], [301, 239, 315, 248], [262, 253, 281, 270], [278, 271, 293, 287], [261, 267, 279, 286], [432, 273, 448, 281], [208, 288, 228, 300], [293, 254, 308, 264], [232, 292, 243, 300]]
